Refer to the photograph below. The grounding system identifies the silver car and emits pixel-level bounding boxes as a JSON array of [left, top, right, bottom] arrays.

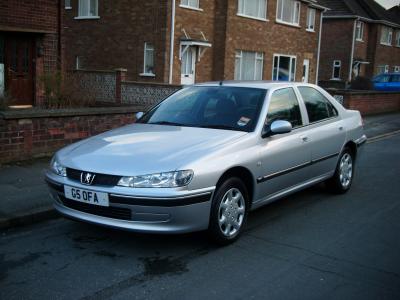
[[45, 82, 366, 244]]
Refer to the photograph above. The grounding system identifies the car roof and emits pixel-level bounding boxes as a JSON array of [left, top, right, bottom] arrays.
[[193, 81, 316, 90]]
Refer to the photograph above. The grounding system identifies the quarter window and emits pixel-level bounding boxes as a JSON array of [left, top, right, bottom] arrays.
[[78, 0, 98, 17], [380, 26, 393, 45], [180, 0, 200, 9], [298, 87, 338, 123], [276, 0, 300, 26], [355, 21, 364, 41], [332, 60, 341, 79], [273, 55, 296, 81], [235, 50, 264, 80], [306, 8, 316, 31], [266, 88, 302, 128], [143, 43, 155, 75], [238, 0, 267, 20]]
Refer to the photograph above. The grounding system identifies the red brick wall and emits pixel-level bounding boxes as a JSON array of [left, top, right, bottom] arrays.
[[319, 19, 354, 82], [0, 110, 136, 164], [345, 92, 400, 116], [61, 0, 169, 82]]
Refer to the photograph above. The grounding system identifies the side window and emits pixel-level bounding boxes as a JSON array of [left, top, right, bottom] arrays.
[[298, 87, 338, 123], [266, 88, 302, 128], [390, 75, 400, 82]]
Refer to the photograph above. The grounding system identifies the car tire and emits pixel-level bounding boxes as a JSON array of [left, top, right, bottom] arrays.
[[327, 147, 355, 194], [208, 177, 249, 245]]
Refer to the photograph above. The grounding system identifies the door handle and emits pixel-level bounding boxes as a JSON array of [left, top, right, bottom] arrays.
[[301, 136, 309, 142]]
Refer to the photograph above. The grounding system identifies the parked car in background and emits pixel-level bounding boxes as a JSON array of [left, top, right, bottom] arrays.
[[45, 82, 366, 244], [373, 73, 400, 91]]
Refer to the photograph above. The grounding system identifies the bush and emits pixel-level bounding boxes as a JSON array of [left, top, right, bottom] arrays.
[[350, 76, 373, 90], [40, 71, 96, 109]]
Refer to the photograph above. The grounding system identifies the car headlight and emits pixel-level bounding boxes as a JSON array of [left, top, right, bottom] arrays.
[[117, 170, 193, 188], [50, 157, 67, 177]]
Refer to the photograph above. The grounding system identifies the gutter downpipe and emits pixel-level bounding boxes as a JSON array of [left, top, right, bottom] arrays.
[[349, 19, 357, 83], [316, 9, 326, 84], [169, 0, 176, 84]]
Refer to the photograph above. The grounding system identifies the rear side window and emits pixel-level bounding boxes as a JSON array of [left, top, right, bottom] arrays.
[[298, 87, 338, 123], [391, 75, 400, 82], [266, 88, 303, 128]]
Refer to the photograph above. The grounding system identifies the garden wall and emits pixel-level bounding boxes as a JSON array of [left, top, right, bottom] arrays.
[[0, 107, 140, 164]]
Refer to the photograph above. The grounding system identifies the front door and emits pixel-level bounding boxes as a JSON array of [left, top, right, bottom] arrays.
[[302, 59, 310, 83], [4, 35, 34, 105], [181, 47, 196, 85]]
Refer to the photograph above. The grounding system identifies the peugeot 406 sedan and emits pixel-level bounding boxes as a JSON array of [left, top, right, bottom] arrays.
[[45, 82, 366, 244]]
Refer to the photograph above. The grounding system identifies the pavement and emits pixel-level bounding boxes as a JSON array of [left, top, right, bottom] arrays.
[[0, 112, 399, 230], [1, 128, 400, 299]]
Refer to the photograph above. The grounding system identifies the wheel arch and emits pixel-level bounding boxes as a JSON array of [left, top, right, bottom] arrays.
[[216, 166, 255, 208]]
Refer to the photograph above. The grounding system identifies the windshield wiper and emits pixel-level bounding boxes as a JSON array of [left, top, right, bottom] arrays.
[[200, 125, 243, 131], [148, 121, 185, 126]]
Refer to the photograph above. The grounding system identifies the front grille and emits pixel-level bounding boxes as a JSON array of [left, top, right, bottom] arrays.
[[60, 196, 132, 220], [66, 168, 121, 187]]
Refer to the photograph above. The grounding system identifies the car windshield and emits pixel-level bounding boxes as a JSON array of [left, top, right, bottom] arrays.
[[138, 86, 267, 132]]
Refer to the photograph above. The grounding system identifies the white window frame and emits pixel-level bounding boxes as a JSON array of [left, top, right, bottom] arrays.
[[237, 0, 268, 21], [355, 21, 364, 41], [276, 0, 301, 27], [65, 0, 72, 9], [380, 26, 393, 46], [235, 50, 264, 80], [141, 43, 155, 77], [180, 0, 202, 11], [272, 54, 297, 82], [332, 60, 341, 80], [393, 66, 400, 73], [306, 8, 316, 32], [396, 31, 400, 47], [75, 0, 99, 19], [377, 65, 389, 74]]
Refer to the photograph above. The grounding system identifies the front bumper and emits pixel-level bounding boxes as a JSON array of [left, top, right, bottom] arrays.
[[45, 171, 214, 234]]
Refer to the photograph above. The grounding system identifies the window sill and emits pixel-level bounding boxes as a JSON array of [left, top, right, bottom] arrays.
[[65, 7, 72, 10], [179, 5, 203, 11], [306, 28, 315, 33], [140, 73, 156, 77], [356, 39, 364, 42], [275, 20, 300, 28], [330, 78, 342, 81], [380, 42, 392, 47], [236, 13, 268, 22], [74, 16, 100, 20]]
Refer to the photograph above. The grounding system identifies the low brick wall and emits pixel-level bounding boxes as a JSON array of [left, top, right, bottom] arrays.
[[0, 107, 141, 164], [327, 90, 400, 116]]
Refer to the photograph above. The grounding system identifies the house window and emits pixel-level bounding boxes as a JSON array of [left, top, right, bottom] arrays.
[[78, 0, 98, 17], [377, 65, 389, 74], [272, 55, 296, 81], [276, 0, 300, 26], [235, 50, 264, 80], [380, 26, 393, 45], [394, 66, 400, 73], [332, 60, 341, 79], [65, 0, 72, 9], [396, 31, 400, 47], [142, 43, 155, 76], [355, 21, 364, 41], [238, 0, 267, 20], [306, 8, 316, 31], [180, 0, 200, 9]]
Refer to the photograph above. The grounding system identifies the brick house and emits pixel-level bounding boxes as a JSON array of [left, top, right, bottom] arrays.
[[61, 0, 327, 86], [318, 0, 400, 86], [0, 0, 60, 106]]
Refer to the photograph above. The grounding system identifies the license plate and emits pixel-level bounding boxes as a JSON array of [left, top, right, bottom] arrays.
[[64, 186, 109, 207]]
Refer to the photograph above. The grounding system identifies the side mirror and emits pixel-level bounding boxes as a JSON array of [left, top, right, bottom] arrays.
[[135, 112, 144, 120], [262, 120, 292, 138]]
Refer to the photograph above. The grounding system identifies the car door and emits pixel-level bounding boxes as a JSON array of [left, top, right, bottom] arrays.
[[256, 87, 312, 201], [297, 86, 346, 178]]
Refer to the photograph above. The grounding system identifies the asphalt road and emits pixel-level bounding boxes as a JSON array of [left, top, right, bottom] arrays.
[[1, 134, 400, 300]]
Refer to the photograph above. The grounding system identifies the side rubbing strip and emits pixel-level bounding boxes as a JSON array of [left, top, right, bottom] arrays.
[[257, 152, 339, 184]]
